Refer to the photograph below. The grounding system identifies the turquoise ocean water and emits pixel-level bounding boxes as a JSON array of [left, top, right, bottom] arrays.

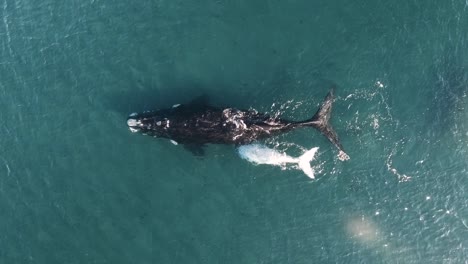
[[1, 0, 467, 263]]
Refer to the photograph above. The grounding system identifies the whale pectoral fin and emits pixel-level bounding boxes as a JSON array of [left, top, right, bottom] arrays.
[[183, 144, 206, 156], [187, 94, 210, 108], [174, 95, 211, 114]]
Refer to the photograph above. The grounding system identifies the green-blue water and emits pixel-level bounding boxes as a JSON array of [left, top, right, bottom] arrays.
[[1, 0, 467, 263]]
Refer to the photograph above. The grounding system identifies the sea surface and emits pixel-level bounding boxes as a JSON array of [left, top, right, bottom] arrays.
[[1, 0, 467, 263]]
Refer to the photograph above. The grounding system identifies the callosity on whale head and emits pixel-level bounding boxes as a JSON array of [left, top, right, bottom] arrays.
[[127, 112, 143, 133], [126, 111, 168, 134]]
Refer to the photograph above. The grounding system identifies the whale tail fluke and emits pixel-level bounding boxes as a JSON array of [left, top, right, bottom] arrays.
[[298, 147, 319, 179], [300, 88, 350, 161]]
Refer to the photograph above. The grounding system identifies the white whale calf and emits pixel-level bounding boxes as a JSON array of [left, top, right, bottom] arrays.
[[237, 144, 319, 179]]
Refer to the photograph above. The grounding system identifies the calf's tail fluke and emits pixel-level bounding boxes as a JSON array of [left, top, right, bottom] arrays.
[[298, 147, 319, 179], [300, 88, 350, 161]]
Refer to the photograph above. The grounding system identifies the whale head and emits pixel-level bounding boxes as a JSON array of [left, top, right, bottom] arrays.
[[127, 117, 141, 133], [126, 111, 167, 134]]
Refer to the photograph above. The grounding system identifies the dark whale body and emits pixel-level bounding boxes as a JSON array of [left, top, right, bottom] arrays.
[[127, 89, 349, 159]]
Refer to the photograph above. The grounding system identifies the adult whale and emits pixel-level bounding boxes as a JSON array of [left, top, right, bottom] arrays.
[[127, 89, 349, 160]]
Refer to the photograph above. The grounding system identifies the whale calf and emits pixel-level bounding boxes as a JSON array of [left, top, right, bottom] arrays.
[[238, 144, 319, 179], [127, 89, 349, 160]]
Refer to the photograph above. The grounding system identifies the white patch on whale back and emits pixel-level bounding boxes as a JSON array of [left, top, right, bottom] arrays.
[[223, 108, 248, 130], [375, 80, 384, 88], [238, 144, 319, 179], [172, 104, 181, 108], [170, 140, 178, 145], [156, 121, 162, 126]]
